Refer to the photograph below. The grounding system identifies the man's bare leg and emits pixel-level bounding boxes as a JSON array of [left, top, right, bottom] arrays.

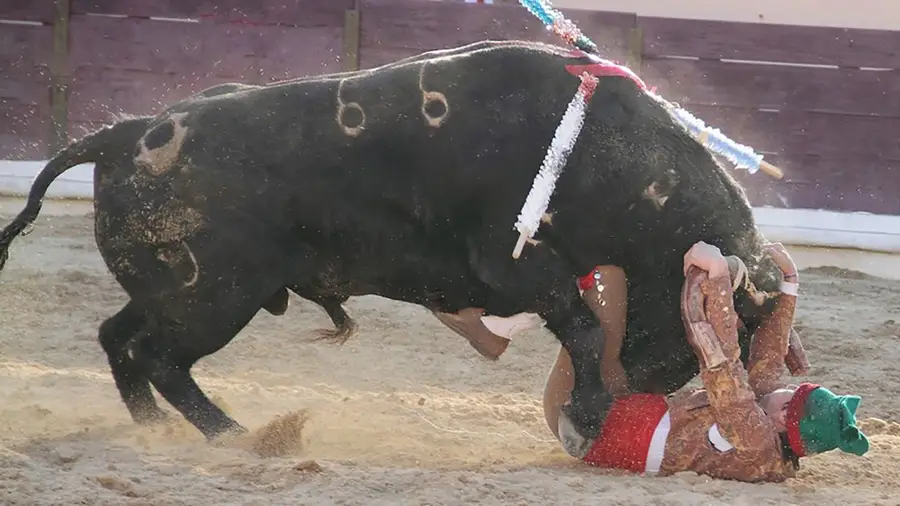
[[578, 265, 630, 397], [434, 263, 630, 366], [432, 308, 545, 360], [432, 308, 512, 360], [542, 345, 576, 441]]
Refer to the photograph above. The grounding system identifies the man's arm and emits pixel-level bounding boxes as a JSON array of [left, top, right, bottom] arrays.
[[742, 244, 807, 395], [681, 264, 785, 469], [746, 290, 797, 395]]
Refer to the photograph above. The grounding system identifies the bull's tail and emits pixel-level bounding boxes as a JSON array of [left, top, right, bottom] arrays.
[[0, 117, 151, 273]]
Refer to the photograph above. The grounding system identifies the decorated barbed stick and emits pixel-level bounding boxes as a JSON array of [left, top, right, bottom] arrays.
[[520, 0, 598, 54], [518, 0, 784, 180], [510, 0, 784, 258], [512, 72, 599, 259], [663, 103, 784, 179]]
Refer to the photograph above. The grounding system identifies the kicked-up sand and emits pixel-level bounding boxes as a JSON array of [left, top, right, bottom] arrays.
[[0, 199, 898, 506]]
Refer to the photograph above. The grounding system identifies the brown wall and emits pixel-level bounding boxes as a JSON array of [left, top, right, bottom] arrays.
[[1, 0, 898, 215], [552, 0, 900, 31]]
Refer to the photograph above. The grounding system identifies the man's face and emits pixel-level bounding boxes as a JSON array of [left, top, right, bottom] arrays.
[[760, 387, 798, 431]]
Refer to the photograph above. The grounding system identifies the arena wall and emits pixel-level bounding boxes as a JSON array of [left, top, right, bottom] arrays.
[[1, 0, 898, 253], [549, 0, 900, 31]]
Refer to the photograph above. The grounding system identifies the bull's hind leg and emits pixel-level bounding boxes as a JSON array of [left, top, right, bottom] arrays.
[[120, 246, 287, 440], [127, 317, 243, 439], [125, 299, 263, 440], [98, 301, 169, 424]]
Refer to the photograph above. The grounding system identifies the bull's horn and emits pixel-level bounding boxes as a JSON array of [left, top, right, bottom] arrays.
[[726, 255, 778, 306], [726, 256, 748, 291]]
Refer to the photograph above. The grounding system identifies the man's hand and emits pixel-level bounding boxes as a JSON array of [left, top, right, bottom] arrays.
[[763, 242, 798, 280], [683, 241, 730, 279]]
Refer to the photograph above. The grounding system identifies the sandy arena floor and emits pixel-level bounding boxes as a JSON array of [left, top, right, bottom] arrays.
[[0, 199, 899, 506]]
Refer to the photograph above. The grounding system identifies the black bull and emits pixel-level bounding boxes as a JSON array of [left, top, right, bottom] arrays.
[[0, 40, 787, 445]]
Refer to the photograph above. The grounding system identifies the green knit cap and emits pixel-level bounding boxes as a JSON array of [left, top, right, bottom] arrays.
[[786, 383, 870, 457]]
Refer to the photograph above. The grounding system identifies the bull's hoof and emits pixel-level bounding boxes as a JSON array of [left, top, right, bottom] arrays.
[[132, 406, 172, 426], [204, 420, 248, 443], [557, 408, 594, 459], [559, 398, 603, 450]]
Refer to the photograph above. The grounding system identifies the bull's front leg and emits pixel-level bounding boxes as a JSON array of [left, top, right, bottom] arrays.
[[466, 235, 611, 451], [543, 306, 613, 457]]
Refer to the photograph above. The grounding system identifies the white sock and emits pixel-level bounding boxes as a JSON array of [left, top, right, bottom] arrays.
[[480, 313, 544, 340]]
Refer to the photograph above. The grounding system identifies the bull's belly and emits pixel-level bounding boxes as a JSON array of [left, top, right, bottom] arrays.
[[300, 255, 490, 313], [92, 190, 486, 314]]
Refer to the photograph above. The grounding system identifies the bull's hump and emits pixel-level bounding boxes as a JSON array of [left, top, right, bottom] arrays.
[[330, 45, 573, 139]]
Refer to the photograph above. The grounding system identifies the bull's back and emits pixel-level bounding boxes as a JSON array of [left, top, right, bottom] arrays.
[[97, 43, 581, 299], [171, 43, 582, 228]]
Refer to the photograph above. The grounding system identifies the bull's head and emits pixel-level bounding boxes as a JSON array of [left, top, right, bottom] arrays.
[[548, 125, 790, 335], [665, 150, 788, 336], [533, 73, 807, 447]]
